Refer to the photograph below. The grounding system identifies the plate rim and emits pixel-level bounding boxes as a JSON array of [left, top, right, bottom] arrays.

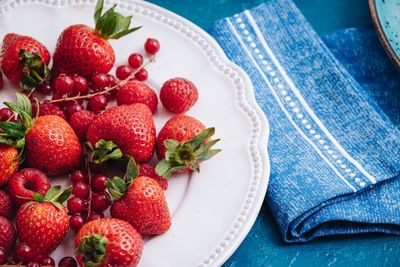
[[0, 0, 271, 266], [369, 0, 400, 69]]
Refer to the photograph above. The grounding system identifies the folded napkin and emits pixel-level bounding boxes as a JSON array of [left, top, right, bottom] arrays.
[[209, 0, 400, 242]]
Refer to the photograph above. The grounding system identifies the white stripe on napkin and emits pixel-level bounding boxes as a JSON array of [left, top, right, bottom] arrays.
[[244, 10, 377, 184], [227, 18, 357, 192]]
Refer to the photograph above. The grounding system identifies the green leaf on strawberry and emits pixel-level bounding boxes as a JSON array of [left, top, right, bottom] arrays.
[[94, 0, 141, 40], [22, 186, 72, 212], [106, 156, 139, 200], [19, 50, 51, 92], [155, 127, 221, 178], [75, 233, 109, 267]]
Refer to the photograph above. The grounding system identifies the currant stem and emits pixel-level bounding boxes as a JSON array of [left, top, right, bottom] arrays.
[[50, 56, 155, 103]]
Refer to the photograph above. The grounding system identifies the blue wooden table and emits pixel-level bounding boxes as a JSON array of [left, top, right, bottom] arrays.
[[148, 0, 400, 266]]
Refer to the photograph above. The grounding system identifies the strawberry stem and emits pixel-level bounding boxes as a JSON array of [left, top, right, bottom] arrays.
[[50, 56, 155, 104]]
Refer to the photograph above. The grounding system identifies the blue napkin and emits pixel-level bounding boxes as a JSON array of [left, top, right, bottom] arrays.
[[209, 0, 400, 242]]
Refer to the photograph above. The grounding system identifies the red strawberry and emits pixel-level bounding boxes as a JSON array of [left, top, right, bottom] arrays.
[[8, 168, 51, 207], [117, 80, 158, 113], [26, 115, 83, 175], [155, 115, 221, 178], [52, 0, 141, 77], [0, 216, 16, 252], [87, 103, 156, 163], [0, 144, 19, 188], [0, 191, 13, 218], [0, 33, 50, 83], [108, 158, 171, 235], [139, 164, 168, 190], [0, 93, 84, 176], [16, 186, 71, 262], [75, 218, 143, 267], [160, 78, 198, 113]]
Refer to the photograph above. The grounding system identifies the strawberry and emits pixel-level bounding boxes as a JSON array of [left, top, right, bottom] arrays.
[[16, 186, 71, 262], [139, 163, 168, 190], [75, 218, 143, 267], [159, 78, 199, 113], [8, 168, 51, 207], [155, 115, 221, 178], [107, 158, 171, 235], [0, 33, 50, 84], [87, 103, 156, 163], [0, 144, 19, 188], [52, 0, 141, 78], [0, 93, 83, 175], [117, 80, 158, 113], [0, 216, 16, 252], [0, 191, 12, 218]]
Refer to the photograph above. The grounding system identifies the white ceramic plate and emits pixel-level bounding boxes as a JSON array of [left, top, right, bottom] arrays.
[[0, 0, 270, 266]]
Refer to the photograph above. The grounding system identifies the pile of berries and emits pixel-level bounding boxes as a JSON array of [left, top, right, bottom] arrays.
[[0, 0, 221, 266], [68, 170, 110, 232]]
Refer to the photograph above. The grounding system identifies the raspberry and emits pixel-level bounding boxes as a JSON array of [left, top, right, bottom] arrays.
[[160, 77, 198, 113], [139, 163, 168, 190], [38, 102, 66, 120], [117, 80, 158, 113], [0, 191, 12, 218], [69, 110, 96, 141], [0, 216, 16, 252]]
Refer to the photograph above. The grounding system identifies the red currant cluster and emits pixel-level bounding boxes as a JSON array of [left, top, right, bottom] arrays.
[[115, 38, 160, 82], [0, 244, 77, 267], [67, 170, 110, 232]]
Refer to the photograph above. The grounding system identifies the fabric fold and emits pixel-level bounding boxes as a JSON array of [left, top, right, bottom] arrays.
[[209, 0, 400, 242]]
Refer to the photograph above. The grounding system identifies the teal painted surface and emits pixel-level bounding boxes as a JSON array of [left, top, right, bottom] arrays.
[[145, 0, 399, 266]]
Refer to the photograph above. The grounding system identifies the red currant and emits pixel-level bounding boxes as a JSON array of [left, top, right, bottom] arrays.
[[0, 248, 6, 265], [73, 76, 88, 94], [89, 95, 108, 114], [0, 108, 14, 122], [87, 211, 104, 222], [14, 244, 33, 264], [70, 170, 87, 183], [40, 257, 56, 267], [91, 73, 109, 91], [65, 102, 84, 120], [72, 182, 89, 198], [107, 74, 117, 87], [92, 174, 108, 193], [116, 65, 133, 80], [54, 75, 75, 95], [59, 257, 78, 267], [70, 214, 85, 232], [52, 92, 69, 109], [39, 82, 52, 94], [27, 262, 40, 267], [92, 193, 110, 212], [144, 38, 160, 54], [128, 53, 143, 68], [67, 196, 86, 214], [135, 68, 148, 81]]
